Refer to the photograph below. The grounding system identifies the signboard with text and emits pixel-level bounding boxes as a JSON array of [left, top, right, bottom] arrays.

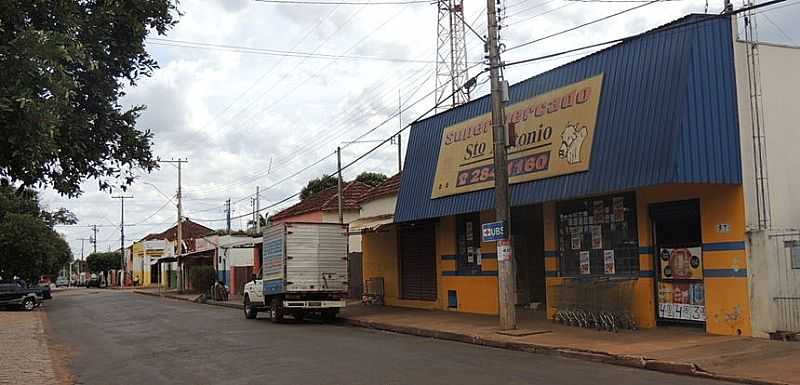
[[431, 75, 604, 199], [481, 221, 506, 242]]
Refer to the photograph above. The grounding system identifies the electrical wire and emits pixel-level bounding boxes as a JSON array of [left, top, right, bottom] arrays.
[[147, 38, 446, 64], [252, 0, 430, 4], [507, 0, 663, 51]]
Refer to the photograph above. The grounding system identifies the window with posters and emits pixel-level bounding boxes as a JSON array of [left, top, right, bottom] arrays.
[[456, 213, 482, 274], [650, 200, 706, 323], [556, 192, 639, 277]]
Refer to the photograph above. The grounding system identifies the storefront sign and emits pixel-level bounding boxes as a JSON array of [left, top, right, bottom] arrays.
[[430, 75, 604, 199], [497, 239, 513, 261], [481, 221, 506, 242]]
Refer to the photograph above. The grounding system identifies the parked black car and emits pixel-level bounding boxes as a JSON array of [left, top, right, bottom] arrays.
[[30, 282, 52, 299], [0, 279, 41, 311]]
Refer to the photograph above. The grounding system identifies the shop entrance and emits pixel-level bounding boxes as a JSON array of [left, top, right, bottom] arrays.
[[398, 222, 437, 301], [512, 205, 546, 309], [650, 200, 706, 325]]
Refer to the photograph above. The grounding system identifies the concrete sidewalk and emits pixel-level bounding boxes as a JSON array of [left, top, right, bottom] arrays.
[[340, 305, 800, 385]]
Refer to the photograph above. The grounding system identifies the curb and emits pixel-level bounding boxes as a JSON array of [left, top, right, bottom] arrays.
[[341, 318, 791, 385], [132, 290, 202, 303]]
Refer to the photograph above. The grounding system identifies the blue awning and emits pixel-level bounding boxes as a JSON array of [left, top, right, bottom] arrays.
[[395, 15, 742, 223]]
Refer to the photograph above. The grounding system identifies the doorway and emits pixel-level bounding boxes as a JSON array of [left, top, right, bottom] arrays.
[[512, 205, 546, 309], [650, 200, 706, 325], [398, 222, 437, 301]]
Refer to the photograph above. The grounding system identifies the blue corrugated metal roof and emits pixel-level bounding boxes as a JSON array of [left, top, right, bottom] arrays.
[[395, 15, 741, 223]]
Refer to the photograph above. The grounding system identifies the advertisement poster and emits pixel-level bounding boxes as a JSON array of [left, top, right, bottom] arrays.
[[603, 249, 615, 275], [497, 239, 513, 261], [571, 228, 582, 250], [430, 75, 604, 199], [591, 225, 602, 249], [658, 282, 706, 321], [613, 196, 625, 222], [660, 247, 703, 280], [579, 251, 590, 275], [593, 200, 604, 224]]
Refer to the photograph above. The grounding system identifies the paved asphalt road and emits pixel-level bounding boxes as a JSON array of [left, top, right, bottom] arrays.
[[47, 290, 729, 385]]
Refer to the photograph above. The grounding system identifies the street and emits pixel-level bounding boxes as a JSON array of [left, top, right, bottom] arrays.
[[43, 290, 730, 385]]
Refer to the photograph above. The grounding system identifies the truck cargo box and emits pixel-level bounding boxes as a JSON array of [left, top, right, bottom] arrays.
[[262, 222, 349, 295]]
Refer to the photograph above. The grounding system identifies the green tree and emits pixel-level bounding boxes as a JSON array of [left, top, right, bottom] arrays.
[[300, 175, 338, 200], [86, 252, 122, 273], [355, 172, 388, 187], [0, 0, 179, 197], [0, 183, 74, 280]]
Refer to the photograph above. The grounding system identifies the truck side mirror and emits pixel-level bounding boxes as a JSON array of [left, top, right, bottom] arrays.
[[251, 273, 257, 282]]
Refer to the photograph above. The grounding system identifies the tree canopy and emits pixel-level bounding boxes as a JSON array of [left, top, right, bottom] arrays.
[[86, 252, 122, 273], [0, 0, 179, 197], [355, 172, 388, 187], [0, 183, 74, 280], [300, 175, 338, 200]]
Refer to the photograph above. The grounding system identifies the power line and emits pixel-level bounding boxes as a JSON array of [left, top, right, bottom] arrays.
[[503, 0, 790, 67], [507, 0, 663, 51], [251, 0, 429, 4], [760, 13, 796, 44], [147, 38, 448, 64]]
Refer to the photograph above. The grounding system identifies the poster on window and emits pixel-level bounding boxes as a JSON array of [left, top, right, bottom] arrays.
[[660, 247, 703, 280], [591, 225, 602, 249], [579, 251, 590, 274], [603, 249, 615, 275], [593, 201, 604, 224], [613, 197, 625, 222], [658, 282, 706, 321]]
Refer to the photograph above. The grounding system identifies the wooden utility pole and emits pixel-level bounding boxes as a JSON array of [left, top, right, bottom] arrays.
[[256, 186, 261, 234], [225, 198, 231, 234], [158, 158, 188, 290], [337, 146, 343, 224], [112, 195, 133, 287], [91, 225, 98, 253], [486, 0, 516, 330], [398, 90, 403, 173]]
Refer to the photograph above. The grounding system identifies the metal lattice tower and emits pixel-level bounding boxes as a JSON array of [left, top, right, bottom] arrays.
[[435, 0, 470, 110]]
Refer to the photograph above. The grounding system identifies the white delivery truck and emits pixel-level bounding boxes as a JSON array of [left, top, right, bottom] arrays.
[[243, 222, 349, 322]]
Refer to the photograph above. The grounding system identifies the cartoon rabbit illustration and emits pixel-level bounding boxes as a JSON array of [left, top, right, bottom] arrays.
[[559, 122, 588, 164]]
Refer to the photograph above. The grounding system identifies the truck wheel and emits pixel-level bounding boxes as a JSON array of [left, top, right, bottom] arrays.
[[22, 297, 36, 311], [243, 296, 258, 319], [270, 298, 284, 323], [321, 309, 338, 323]]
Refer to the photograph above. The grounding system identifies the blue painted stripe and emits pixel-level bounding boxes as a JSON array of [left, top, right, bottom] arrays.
[[639, 247, 654, 255], [545, 271, 558, 277], [639, 270, 655, 277], [442, 253, 498, 261], [704, 268, 747, 277], [442, 270, 498, 277], [544, 251, 558, 258], [702, 241, 746, 251]]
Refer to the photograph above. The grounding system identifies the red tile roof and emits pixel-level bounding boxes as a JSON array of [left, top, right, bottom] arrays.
[[359, 173, 401, 203], [140, 219, 214, 242], [270, 181, 371, 221]]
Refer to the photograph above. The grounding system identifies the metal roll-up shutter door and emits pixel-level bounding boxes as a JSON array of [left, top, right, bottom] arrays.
[[399, 223, 437, 301]]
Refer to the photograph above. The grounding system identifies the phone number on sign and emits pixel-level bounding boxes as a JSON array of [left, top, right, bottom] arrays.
[[457, 152, 550, 187]]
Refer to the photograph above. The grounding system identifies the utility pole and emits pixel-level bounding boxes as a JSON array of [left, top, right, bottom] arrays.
[[398, 90, 403, 173], [225, 198, 231, 234], [91, 225, 98, 253], [256, 186, 261, 234], [486, 0, 515, 330], [158, 158, 188, 290], [112, 195, 133, 286], [78, 237, 91, 286], [337, 146, 343, 224]]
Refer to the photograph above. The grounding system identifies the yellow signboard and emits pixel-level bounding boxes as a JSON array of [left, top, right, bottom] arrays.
[[431, 74, 604, 199]]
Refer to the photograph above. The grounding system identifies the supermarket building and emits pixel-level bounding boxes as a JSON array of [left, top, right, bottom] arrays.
[[365, 14, 800, 337]]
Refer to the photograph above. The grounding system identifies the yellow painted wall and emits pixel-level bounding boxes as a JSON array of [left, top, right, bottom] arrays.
[[361, 226, 440, 310], [363, 184, 750, 335]]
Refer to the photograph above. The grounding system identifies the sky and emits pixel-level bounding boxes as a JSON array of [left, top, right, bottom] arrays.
[[43, 0, 799, 258]]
